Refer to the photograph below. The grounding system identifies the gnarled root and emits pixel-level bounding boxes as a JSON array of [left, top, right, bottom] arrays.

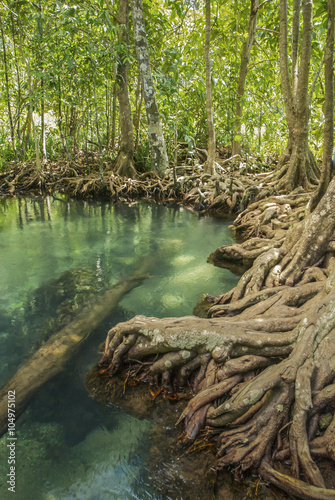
[[260, 461, 335, 500], [95, 180, 335, 498], [276, 147, 320, 192], [97, 287, 335, 498], [211, 179, 335, 296], [231, 188, 310, 240]]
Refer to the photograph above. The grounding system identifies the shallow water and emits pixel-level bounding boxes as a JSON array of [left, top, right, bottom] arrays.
[[0, 196, 239, 499]]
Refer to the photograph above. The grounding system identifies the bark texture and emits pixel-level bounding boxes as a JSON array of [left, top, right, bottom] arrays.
[[276, 0, 320, 191], [309, 0, 335, 210], [114, 0, 137, 178], [231, 0, 259, 157], [204, 0, 216, 175], [131, 0, 169, 176], [0, 13, 17, 160]]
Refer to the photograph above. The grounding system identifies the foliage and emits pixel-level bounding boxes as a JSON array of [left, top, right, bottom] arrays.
[[0, 0, 330, 167]]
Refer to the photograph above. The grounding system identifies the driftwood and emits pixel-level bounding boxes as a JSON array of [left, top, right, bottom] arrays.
[[0, 261, 151, 437]]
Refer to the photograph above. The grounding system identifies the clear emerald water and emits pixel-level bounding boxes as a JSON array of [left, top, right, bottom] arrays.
[[0, 196, 239, 500]]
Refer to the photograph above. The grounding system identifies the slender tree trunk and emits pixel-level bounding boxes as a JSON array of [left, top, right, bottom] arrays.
[[86, 25, 105, 180], [131, 0, 169, 176], [204, 0, 216, 175], [133, 76, 143, 152], [231, 0, 259, 157], [0, 13, 18, 160], [31, 105, 41, 171], [292, 0, 301, 96], [22, 106, 32, 158], [279, 0, 295, 142], [90, 60, 105, 182], [41, 81, 47, 161], [85, 107, 91, 155], [309, 0, 335, 210], [113, 0, 137, 177], [38, 1, 47, 161], [57, 76, 71, 162], [17, 21, 41, 172], [10, 13, 22, 158], [109, 64, 117, 154], [69, 105, 78, 155], [105, 84, 110, 152]]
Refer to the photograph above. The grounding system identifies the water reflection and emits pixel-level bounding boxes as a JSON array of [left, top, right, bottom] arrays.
[[0, 196, 239, 499]]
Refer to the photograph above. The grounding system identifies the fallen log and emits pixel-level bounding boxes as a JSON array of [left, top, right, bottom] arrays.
[[0, 261, 151, 437]]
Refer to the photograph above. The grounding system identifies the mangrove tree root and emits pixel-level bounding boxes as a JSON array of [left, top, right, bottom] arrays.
[[210, 178, 335, 294], [96, 181, 335, 498], [275, 147, 320, 192], [231, 187, 310, 240], [97, 282, 335, 498]]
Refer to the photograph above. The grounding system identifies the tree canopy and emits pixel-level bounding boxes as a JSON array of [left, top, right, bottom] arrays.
[[0, 0, 330, 172]]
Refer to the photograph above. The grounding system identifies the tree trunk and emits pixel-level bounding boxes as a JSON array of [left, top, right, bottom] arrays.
[[22, 105, 32, 159], [204, 0, 216, 175], [97, 176, 335, 499], [17, 19, 41, 172], [113, 0, 137, 178], [91, 60, 105, 182], [309, 0, 335, 210], [110, 65, 117, 153], [0, 262, 151, 438], [57, 75, 72, 162], [0, 13, 18, 160], [10, 13, 23, 158], [231, 0, 259, 157], [38, 1, 47, 162], [277, 0, 320, 191], [105, 84, 111, 154], [41, 80, 47, 161], [131, 0, 169, 176], [133, 75, 143, 153]]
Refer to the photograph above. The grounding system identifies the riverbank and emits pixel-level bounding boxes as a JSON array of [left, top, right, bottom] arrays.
[[0, 157, 269, 216]]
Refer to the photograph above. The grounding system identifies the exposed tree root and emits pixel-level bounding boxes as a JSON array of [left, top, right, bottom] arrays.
[[94, 179, 335, 499], [230, 187, 311, 240], [0, 158, 268, 216], [97, 278, 335, 498], [275, 147, 320, 192], [113, 150, 137, 178], [211, 179, 335, 290], [260, 461, 335, 500], [208, 236, 285, 274]]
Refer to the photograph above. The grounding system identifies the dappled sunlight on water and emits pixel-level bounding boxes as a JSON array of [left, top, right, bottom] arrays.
[[0, 197, 239, 499]]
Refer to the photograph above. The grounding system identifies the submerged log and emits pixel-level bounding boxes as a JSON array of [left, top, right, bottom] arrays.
[[0, 261, 151, 437]]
